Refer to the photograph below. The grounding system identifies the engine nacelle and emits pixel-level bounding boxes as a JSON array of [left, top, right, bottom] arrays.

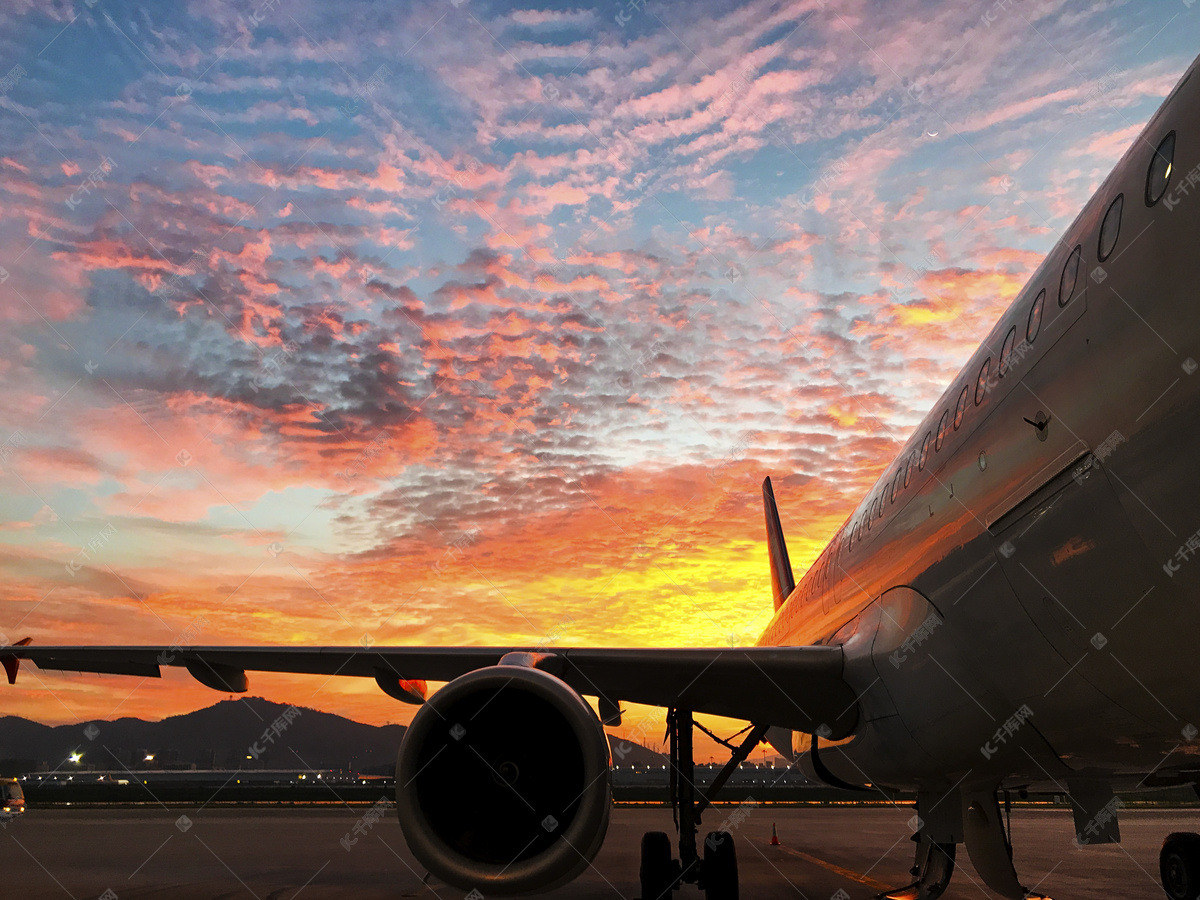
[[395, 665, 612, 895]]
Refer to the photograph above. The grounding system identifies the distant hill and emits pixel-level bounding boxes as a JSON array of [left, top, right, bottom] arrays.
[[0, 697, 666, 775], [609, 734, 667, 767], [0, 697, 405, 773]]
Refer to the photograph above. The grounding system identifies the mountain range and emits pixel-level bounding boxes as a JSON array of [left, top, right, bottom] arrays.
[[0, 697, 666, 775]]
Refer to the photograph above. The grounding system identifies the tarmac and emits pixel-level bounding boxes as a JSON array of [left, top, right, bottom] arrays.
[[2, 804, 1187, 898]]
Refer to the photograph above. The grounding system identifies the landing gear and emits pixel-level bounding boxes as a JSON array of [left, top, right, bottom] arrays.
[[639, 828, 738, 900], [1161, 832, 1200, 900], [640, 831, 677, 900], [879, 838, 955, 900], [638, 709, 765, 900], [702, 830, 738, 900]]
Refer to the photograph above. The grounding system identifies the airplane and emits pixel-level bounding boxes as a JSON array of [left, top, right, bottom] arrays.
[[6, 47, 1200, 900]]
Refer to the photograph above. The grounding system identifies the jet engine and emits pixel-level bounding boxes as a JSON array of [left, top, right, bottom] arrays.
[[395, 664, 612, 895]]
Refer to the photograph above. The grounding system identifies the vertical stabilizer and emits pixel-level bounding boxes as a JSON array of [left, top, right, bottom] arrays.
[[762, 477, 795, 610]]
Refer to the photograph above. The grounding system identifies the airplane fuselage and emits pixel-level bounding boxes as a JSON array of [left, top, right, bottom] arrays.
[[762, 53, 1200, 794]]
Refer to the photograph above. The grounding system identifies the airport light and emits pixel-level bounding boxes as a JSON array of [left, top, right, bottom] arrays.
[[144, 754, 154, 761], [69, 752, 82, 764]]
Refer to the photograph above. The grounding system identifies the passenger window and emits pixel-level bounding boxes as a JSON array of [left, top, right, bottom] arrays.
[[1146, 131, 1176, 206], [999, 326, 1017, 377], [1098, 194, 1123, 261], [903, 455, 912, 487], [953, 385, 969, 429], [919, 432, 931, 470], [935, 409, 950, 451], [1058, 246, 1081, 306], [1027, 289, 1045, 342], [975, 357, 990, 405]]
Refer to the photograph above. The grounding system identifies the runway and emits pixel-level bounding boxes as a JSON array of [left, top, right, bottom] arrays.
[[3, 804, 1186, 898]]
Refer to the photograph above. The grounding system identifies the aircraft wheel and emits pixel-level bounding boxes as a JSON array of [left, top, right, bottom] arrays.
[[1161, 832, 1200, 900], [640, 831, 676, 900], [703, 830, 739, 900]]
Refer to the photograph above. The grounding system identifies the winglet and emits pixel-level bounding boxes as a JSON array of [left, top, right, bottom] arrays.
[[2, 637, 33, 685], [763, 478, 795, 611]]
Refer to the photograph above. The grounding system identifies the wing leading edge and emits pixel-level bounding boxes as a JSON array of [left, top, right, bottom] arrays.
[[3, 644, 858, 739]]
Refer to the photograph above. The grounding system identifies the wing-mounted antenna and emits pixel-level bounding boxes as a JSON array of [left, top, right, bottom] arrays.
[[763, 477, 795, 610]]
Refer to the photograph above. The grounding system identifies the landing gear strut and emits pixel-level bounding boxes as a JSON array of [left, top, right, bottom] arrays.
[[638, 709, 768, 900]]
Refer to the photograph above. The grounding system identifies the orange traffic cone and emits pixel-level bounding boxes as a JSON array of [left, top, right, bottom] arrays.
[[769, 823, 780, 846]]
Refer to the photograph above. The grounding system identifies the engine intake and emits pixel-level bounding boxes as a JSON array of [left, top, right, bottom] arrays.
[[395, 665, 612, 895]]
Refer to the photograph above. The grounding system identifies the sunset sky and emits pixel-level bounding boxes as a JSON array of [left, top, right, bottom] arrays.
[[0, 0, 1194, 747]]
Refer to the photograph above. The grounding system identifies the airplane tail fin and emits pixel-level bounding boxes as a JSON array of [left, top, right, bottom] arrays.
[[762, 477, 795, 610]]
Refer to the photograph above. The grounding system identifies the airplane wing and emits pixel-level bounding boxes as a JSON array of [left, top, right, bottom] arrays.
[[1, 643, 858, 739]]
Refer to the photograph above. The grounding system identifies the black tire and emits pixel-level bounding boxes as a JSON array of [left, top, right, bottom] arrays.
[[1162, 832, 1200, 900], [703, 830, 739, 900], [640, 830, 675, 900]]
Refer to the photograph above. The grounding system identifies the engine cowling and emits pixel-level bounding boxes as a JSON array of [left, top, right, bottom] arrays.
[[395, 665, 612, 895]]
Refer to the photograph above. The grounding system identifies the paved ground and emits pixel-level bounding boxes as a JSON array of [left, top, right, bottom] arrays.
[[2, 804, 1185, 898]]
